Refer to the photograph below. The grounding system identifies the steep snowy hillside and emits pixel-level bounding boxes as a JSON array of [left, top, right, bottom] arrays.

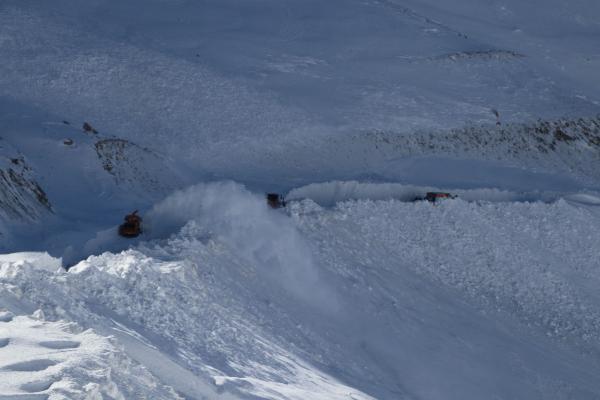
[[2, 0, 600, 399], [1, 0, 600, 244]]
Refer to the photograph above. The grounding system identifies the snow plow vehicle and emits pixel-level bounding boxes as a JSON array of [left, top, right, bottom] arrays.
[[118, 210, 142, 238], [414, 192, 457, 203]]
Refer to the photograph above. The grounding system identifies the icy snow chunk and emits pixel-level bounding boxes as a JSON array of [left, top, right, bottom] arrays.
[[69, 250, 183, 278]]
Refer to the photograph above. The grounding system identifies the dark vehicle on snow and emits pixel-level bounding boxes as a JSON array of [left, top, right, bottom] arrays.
[[414, 192, 457, 203], [119, 210, 142, 238]]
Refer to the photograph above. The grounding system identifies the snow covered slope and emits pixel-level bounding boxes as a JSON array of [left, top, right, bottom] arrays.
[[2, 0, 600, 399], [3, 184, 600, 399]]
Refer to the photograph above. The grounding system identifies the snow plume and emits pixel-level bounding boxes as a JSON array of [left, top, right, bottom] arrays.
[[146, 181, 336, 308]]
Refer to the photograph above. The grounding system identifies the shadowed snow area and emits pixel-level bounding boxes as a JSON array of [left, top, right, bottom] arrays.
[[2, 0, 600, 398]]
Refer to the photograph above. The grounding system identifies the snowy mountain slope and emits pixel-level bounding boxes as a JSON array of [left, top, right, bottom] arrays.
[[391, 0, 600, 100], [277, 115, 600, 192], [1, 0, 599, 244], [2, 184, 600, 399], [2, 1, 600, 399], [1, 0, 599, 173]]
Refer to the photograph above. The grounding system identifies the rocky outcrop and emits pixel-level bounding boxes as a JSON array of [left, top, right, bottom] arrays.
[[0, 156, 52, 221], [95, 138, 182, 196], [353, 115, 600, 184]]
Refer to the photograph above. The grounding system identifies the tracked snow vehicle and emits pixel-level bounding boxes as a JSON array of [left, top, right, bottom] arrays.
[[266, 193, 286, 209], [425, 192, 456, 203], [413, 192, 457, 203], [118, 210, 142, 238]]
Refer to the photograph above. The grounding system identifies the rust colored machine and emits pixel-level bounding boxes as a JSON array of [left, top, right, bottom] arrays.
[[119, 210, 142, 238]]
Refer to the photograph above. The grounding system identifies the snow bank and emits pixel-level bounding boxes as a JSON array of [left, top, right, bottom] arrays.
[[68, 181, 336, 310], [287, 180, 594, 207], [287, 181, 423, 205]]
